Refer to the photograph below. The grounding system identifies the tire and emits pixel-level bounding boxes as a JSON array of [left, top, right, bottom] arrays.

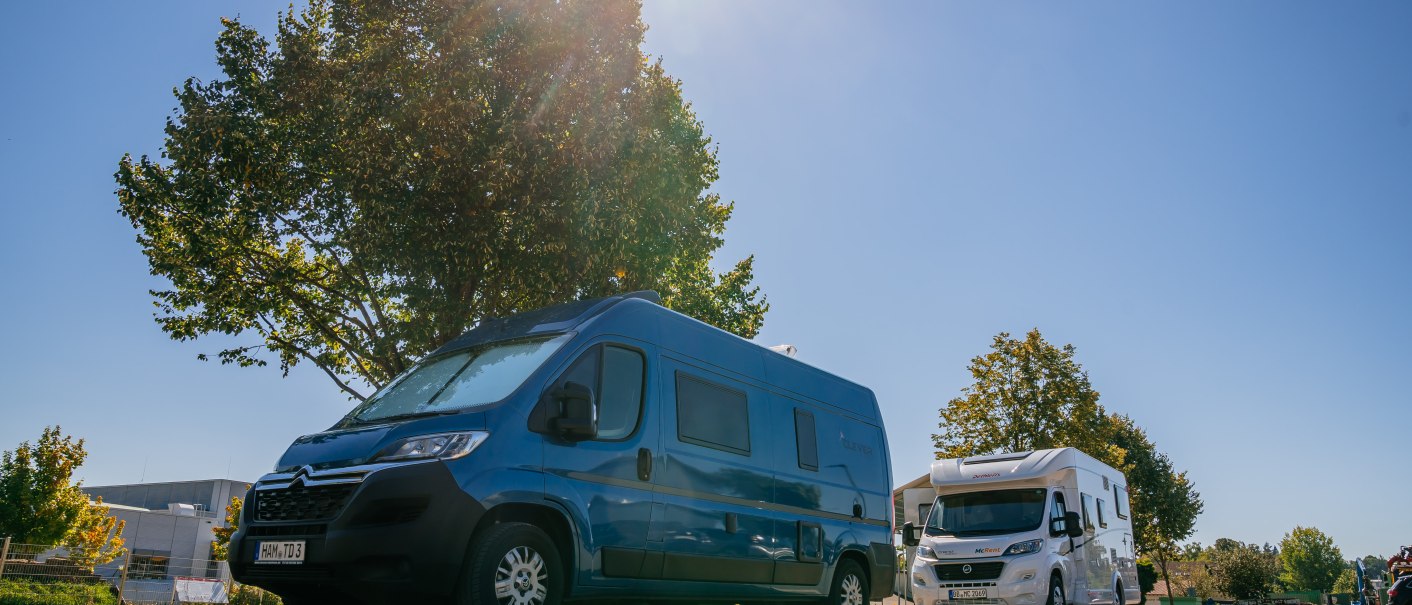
[[824, 559, 869, 605], [1047, 574, 1066, 605], [457, 522, 563, 605], [1116, 582, 1125, 605]]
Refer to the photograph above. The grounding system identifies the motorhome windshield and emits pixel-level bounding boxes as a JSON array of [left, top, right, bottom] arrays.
[[345, 334, 571, 425], [924, 488, 1048, 537]]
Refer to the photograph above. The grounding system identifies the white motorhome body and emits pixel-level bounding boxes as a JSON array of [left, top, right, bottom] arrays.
[[907, 448, 1139, 605]]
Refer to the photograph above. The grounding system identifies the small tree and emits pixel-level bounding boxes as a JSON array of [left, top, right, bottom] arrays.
[[0, 426, 126, 569], [1211, 541, 1280, 600], [1332, 567, 1358, 594], [1279, 526, 1346, 593], [63, 498, 127, 568], [0, 426, 95, 543], [212, 494, 244, 561]]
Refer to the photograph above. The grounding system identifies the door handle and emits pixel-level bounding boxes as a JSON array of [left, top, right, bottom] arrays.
[[637, 448, 652, 481]]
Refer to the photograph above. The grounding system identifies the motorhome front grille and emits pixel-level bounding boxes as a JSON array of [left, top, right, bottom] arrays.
[[934, 562, 1005, 581], [254, 484, 355, 522]]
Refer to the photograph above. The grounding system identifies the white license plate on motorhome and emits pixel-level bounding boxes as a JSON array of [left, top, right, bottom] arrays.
[[949, 589, 989, 599], [255, 541, 305, 564]]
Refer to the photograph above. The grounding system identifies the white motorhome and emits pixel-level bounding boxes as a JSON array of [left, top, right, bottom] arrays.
[[901, 448, 1139, 605]]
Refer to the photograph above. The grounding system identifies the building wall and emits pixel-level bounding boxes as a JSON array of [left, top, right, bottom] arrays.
[[79, 479, 251, 602], [84, 479, 248, 515]]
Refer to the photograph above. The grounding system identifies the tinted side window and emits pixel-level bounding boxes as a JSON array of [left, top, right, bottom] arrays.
[[1081, 493, 1096, 533], [676, 373, 750, 455], [1114, 486, 1130, 520], [1097, 499, 1108, 528], [794, 408, 819, 471], [597, 347, 645, 440], [1052, 492, 1067, 520]]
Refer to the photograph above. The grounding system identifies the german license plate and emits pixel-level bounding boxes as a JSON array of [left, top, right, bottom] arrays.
[[950, 588, 988, 599], [255, 541, 305, 564]]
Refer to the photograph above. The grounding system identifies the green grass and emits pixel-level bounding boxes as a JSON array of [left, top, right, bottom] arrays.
[[0, 578, 118, 605]]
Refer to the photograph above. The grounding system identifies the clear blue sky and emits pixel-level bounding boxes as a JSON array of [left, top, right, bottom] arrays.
[[2, 1, 1408, 559]]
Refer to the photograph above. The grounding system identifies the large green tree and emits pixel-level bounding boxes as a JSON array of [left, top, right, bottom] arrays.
[[0, 427, 126, 567], [1279, 526, 1346, 592], [116, 0, 766, 400], [933, 330, 1118, 462]]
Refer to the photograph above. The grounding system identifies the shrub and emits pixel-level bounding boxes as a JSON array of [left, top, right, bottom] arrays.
[[0, 578, 118, 605]]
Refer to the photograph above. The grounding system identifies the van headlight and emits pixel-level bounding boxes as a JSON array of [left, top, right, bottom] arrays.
[[1003, 539, 1044, 556], [917, 544, 936, 559], [373, 431, 489, 462]]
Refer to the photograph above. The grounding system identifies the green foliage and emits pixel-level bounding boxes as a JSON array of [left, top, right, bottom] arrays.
[[1361, 556, 1389, 580], [0, 579, 118, 605], [212, 494, 245, 561], [0, 427, 92, 544], [0, 427, 126, 569], [1332, 567, 1358, 594], [933, 330, 1117, 462], [116, 0, 767, 400], [1210, 541, 1280, 600], [229, 583, 282, 605], [1137, 561, 1158, 602], [1279, 526, 1346, 592], [1110, 414, 1203, 565]]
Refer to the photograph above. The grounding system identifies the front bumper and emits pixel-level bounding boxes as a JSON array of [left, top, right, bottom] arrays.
[[229, 460, 485, 604], [909, 555, 1045, 605]]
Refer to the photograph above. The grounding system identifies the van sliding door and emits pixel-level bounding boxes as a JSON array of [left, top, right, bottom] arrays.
[[652, 358, 777, 588]]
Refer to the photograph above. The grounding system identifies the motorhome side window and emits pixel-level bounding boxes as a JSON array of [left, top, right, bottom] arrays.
[[676, 373, 750, 455], [1081, 493, 1096, 533], [554, 344, 645, 440], [1097, 498, 1108, 528], [794, 408, 819, 471], [1114, 485, 1130, 520], [1051, 492, 1067, 520]]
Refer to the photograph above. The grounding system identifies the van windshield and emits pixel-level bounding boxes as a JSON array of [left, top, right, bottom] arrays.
[[345, 334, 571, 425], [925, 488, 1048, 537]]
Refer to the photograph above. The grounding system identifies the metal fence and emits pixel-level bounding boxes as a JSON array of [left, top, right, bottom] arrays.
[[0, 538, 280, 605]]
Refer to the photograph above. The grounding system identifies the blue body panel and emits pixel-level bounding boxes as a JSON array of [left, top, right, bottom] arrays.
[[234, 293, 894, 603]]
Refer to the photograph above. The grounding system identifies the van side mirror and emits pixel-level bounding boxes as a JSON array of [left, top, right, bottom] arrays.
[[550, 381, 597, 441], [902, 522, 921, 547], [1065, 511, 1084, 538]]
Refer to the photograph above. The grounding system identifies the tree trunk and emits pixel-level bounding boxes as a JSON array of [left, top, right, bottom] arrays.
[[1160, 551, 1175, 605]]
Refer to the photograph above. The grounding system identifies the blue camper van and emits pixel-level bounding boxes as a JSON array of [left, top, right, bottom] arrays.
[[228, 292, 895, 605]]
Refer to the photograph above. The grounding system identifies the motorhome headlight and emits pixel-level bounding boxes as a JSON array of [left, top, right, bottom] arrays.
[[1003, 539, 1044, 556], [373, 431, 489, 462], [917, 544, 936, 559]]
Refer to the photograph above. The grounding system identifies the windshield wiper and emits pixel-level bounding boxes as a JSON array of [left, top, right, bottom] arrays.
[[346, 409, 459, 427]]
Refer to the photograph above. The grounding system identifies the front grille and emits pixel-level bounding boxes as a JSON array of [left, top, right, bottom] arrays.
[[254, 484, 356, 522], [935, 562, 1005, 581]]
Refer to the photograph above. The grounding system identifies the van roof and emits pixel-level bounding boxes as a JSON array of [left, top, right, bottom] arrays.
[[431, 291, 661, 356], [930, 447, 1120, 489]]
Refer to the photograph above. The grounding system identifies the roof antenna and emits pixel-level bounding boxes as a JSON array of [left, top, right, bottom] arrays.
[[768, 344, 797, 358]]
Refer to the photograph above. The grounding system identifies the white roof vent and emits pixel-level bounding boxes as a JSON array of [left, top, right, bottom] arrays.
[[767, 344, 798, 358]]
